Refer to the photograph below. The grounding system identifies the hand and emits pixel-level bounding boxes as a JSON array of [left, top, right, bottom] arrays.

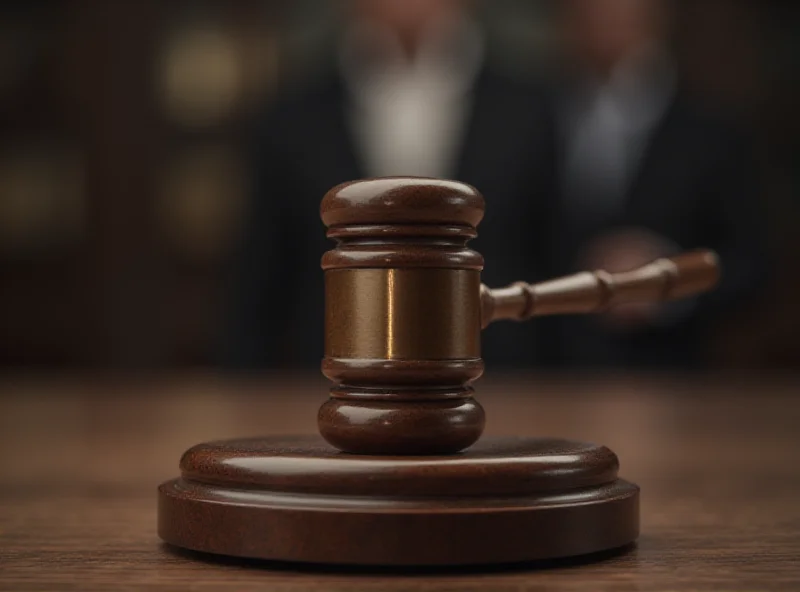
[[579, 228, 677, 330]]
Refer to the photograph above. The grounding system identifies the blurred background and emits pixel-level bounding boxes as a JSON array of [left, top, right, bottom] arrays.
[[0, 0, 797, 372]]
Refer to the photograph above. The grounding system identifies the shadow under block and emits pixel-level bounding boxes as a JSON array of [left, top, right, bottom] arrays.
[[158, 435, 639, 566]]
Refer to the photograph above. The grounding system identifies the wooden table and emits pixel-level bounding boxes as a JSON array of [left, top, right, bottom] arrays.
[[1, 375, 798, 590]]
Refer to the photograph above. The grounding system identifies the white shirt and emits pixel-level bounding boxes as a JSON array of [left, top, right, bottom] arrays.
[[561, 44, 677, 218], [560, 46, 692, 327], [339, 18, 484, 179]]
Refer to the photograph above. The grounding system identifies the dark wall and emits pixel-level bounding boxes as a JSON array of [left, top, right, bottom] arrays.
[[0, 0, 796, 369]]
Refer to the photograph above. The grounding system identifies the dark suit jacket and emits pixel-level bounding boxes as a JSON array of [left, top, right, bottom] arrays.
[[540, 92, 767, 368], [224, 61, 556, 370]]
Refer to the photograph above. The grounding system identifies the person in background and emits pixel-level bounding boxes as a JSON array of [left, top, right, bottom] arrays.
[[538, 0, 766, 368], [224, 0, 555, 369]]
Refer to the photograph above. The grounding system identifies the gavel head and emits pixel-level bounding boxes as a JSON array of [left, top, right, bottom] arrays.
[[319, 177, 487, 455]]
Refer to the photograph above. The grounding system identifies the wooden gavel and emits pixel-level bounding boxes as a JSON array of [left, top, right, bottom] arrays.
[[319, 178, 719, 455]]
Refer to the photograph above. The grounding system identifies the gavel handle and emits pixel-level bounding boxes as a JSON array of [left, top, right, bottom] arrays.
[[480, 249, 720, 328]]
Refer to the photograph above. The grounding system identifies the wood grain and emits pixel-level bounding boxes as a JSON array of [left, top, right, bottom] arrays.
[[481, 250, 719, 325], [319, 177, 487, 455], [1, 375, 799, 590], [158, 435, 638, 564]]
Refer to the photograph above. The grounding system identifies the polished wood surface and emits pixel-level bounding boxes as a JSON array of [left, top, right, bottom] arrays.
[[158, 435, 638, 565], [317, 178, 718, 456], [2, 375, 799, 589], [320, 177, 487, 455], [482, 250, 720, 326]]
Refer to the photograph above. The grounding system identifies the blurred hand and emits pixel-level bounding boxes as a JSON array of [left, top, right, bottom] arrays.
[[579, 227, 676, 330]]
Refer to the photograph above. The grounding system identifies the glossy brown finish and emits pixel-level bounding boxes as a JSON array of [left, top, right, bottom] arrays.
[[152, 178, 719, 563], [176, 436, 619, 496], [159, 435, 637, 565], [321, 239, 484, 270], [320, 178, 489, 455], [321, 357, 485, 386], [325, 269, 481, 360], [321, 177, 485, 228], [318, 395, 485, 455], [318, 359, 486, 455], [319, 178, 719, 456], [482, 250, 720, 326], [4, 377, 800, 589]]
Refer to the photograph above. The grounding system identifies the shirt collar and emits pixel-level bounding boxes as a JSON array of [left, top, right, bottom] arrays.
[[607, 43, 677, 126], [566, 43, 677, 131], [339, 15, 485, 104]]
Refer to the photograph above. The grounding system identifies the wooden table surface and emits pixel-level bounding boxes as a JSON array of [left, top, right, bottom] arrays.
[[1, 374, 799, 591]]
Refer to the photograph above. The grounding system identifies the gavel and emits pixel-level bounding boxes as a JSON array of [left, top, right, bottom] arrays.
[[159, 176, 715, 564], [319, 177, 719, 456]]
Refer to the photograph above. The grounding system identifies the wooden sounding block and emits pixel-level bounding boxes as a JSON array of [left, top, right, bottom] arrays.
[[158, 178, 720, 566]]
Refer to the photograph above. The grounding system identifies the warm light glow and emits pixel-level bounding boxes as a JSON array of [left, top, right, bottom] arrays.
[[386, 268, 397, 359], [157, 25, 242, 127]]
